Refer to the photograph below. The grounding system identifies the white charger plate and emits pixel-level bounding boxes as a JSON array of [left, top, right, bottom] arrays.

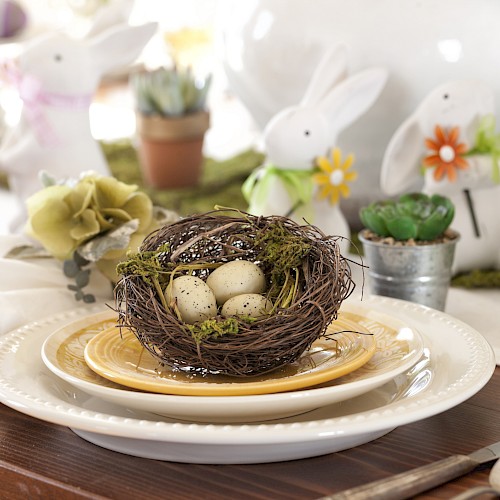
[[0, 296, 495, 464], [40, 304, 422, 422]]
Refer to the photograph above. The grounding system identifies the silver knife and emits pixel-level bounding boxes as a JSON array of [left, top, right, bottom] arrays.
[[318, 441, 500, 500]]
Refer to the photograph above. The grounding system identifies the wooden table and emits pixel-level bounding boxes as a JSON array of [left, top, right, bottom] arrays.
[[1, 367, 499, 500]]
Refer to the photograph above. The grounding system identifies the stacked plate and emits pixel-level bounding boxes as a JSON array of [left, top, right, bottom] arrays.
[[0, 296, 495, 464]]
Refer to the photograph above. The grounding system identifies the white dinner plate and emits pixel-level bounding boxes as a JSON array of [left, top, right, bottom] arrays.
[[41, 304, 422, 422], [0, 296, 495, 464]]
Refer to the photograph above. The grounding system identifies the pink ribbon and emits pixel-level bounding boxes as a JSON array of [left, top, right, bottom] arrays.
[[3, 62, 93, 148]]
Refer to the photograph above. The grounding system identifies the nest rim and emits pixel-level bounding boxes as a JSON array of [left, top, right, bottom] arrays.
[[115, 209, 356, 377]]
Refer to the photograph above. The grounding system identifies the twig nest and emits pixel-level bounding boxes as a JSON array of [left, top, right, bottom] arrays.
[[115, 210, 356, 377]]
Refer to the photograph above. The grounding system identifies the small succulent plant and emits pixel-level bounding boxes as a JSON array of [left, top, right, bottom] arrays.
[[359, 192, 455, 241], [131, 66, 211, 117]]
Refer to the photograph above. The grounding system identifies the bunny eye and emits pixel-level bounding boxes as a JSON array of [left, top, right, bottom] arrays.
[[54, 54, 63, 62], [304, 130, 311, 136], [443, 93, 449, 100]]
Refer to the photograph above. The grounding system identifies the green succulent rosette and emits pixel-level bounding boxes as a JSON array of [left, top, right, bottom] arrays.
[[359, 193, 455, 241]]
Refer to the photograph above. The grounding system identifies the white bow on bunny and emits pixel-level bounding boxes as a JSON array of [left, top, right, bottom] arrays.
[[243, 44, 387, 255], [0, 21, 157, 232], [381, 79, 500, 273]]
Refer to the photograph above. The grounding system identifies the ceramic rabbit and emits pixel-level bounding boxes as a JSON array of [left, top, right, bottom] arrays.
[[380, 79, 500, 273], [244, 44, 387, 255], [0, 21, 157, 231]]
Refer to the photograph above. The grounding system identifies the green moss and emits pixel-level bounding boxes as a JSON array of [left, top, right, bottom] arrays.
[[451, 269, 500, 288], [117, 243, 171, 284], [255, 221, 311, 308], [117, 244, 173, 310], [102, 141, 264, 216], [185, 317, 241, 343]]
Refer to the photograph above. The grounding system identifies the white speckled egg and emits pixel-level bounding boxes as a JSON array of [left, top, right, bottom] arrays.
[[221, 293, 273, 318], [165, 275, 217, 324], [206, 260, 266, 305]]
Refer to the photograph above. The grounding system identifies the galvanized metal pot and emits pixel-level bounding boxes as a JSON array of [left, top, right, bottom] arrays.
[[359, 230, 460, 311]]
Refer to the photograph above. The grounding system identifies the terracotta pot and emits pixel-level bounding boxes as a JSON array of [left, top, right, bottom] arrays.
[[136, 111, 210, 189]]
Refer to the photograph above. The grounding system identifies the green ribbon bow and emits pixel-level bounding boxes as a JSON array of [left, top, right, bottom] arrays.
[[242, 164, 316, 217], [468, 114, 500, 183]]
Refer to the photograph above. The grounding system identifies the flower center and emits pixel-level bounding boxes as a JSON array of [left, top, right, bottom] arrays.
[[439, 145, 455, 163], [329, 169, 344, 186]]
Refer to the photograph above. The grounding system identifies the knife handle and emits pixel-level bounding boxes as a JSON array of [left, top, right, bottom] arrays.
[[320, 454, 479, 500]]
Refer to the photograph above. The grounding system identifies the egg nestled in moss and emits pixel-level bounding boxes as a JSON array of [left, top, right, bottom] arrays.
[[221, 293, 272, 318], [206, 260, 266, 305], [165, 275, 217, 324]]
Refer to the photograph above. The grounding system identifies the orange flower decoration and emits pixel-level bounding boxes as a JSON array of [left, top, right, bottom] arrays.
[[423, 125, 469, 182]]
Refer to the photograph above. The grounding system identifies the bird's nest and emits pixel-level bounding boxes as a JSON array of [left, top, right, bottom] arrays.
[[115, 209, 356, 377]]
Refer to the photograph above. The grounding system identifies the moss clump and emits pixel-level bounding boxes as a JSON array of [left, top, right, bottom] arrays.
[[185, 317, 241, 344], [255, 221, 312, 308], [117, 243, 171, 286], [452, 269, 500, 288], [103, 141, 265, 216]]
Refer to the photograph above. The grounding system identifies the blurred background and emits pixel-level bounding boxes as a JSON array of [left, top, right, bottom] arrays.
[[1, 1, 498, 235]]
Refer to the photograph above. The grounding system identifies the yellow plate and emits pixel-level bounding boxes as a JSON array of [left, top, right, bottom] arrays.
[[84, 317, 376, 396]]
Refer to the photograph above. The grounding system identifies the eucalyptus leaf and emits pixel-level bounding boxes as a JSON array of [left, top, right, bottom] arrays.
[[63, 259, 80, 278], [76, 269, 90, 288], [83, 294, 96, 304]]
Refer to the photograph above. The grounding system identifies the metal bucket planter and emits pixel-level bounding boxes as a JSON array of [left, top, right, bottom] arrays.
[[359, 229, 460, 311]]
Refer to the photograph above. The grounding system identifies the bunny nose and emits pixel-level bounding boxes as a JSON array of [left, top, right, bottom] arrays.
[[329, 170, 344, 186], [439, 145, 455, 163]]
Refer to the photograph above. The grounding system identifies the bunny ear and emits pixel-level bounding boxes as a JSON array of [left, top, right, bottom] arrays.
[[87, 22, 157, 75], [300, 43, 349, 107], [85, 0, 134, 38], [380, 115, 425, 195], [319, 67, 388, 134]]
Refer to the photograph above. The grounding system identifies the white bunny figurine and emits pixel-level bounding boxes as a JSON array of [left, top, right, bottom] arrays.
[[381, 79, 500, 273], [0, 21, 157, 231], [243, 44, 387, 255]]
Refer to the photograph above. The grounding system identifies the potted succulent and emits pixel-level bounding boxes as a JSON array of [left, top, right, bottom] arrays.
[[358, 192, 459, 310], [131, 66, 212, 189]]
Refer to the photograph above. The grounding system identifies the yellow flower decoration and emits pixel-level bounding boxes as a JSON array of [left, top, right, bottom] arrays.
[[313, 148, 357, 205]]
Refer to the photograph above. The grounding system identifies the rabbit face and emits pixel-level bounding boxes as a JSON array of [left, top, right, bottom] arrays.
[[416, 80, 494, 143], [381, 79, 496, 195], [20, 34, 98, 94], [264, 107, 330, 169]]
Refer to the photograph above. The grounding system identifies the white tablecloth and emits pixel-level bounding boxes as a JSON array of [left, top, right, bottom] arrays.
[[0, 234, 499, 365], [0, 234, 113, 336]]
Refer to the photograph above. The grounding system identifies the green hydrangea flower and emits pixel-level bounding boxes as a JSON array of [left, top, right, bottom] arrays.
[[26, 174, 153, 261]]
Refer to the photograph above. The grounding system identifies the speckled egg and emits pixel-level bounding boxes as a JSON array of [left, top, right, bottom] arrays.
[[221, 293, 273, 318], [206, 260, 266, 305], [165, 275, 217, 324]]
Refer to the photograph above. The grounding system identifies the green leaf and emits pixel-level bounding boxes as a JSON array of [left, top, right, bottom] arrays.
[[359, 192, 454, 241], [63, 259, 80, 278], [386, 216, 418, 240], [83, 294, 96, 303], [76, 270, 90, 288], [359, 206, 390, 237]]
